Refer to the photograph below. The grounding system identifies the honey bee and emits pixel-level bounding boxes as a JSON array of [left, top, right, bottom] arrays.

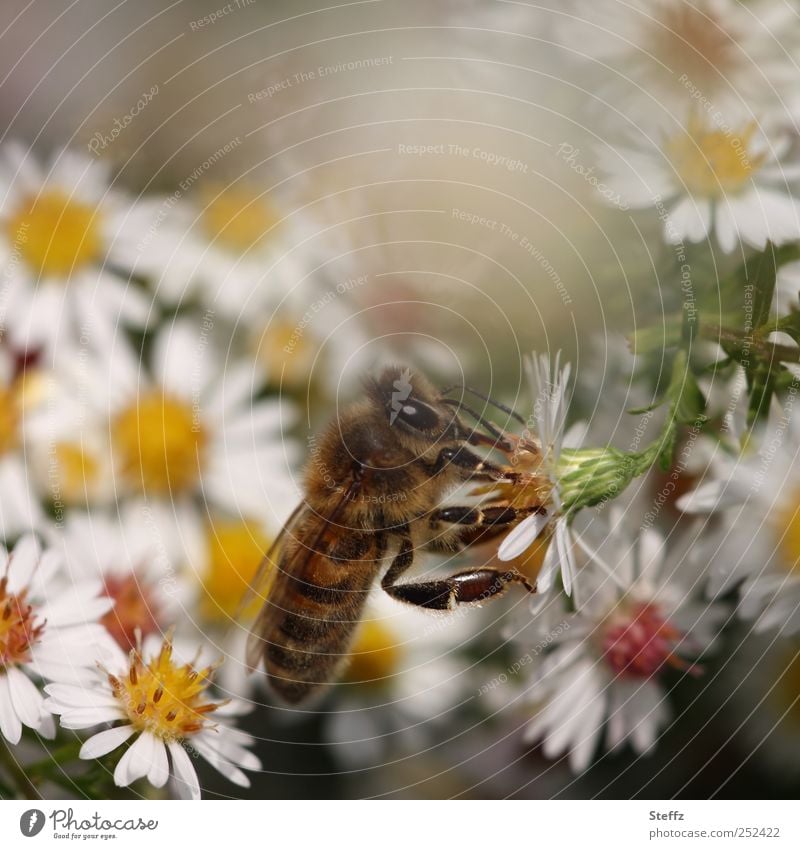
[[246, 365, 544, 705]]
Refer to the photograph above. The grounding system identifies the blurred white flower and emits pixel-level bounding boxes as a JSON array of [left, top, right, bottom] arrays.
[[521, 517, 725, 772], [44, 634, 260, 799], [678, 397, 800, 633], [0, 144, 153, 355], [40, 319, 300, 556], [0, 534, 115, 744], [554, 0, 800, 120], [49, 510, 191, 651], [599, 109, 800, 252], [134, 182, 318, 320]]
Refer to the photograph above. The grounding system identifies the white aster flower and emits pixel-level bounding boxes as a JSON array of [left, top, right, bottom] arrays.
[[0, 144, 153, 355], [42, 318, 300, 548], [522, 518, 724, 772], [134, 181, 319, 320], [678, 397, 800, 633], [554, 0, 800, 120], [496, 352, 582, 599], [599, 108, 800, 252], [44, 634, 261, 799], [0, 534, 115, 744], [48, 510, 190, 651]]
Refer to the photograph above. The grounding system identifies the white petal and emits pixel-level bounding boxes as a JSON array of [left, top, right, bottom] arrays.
[[147, 737, 170, 788], [0, 675, 22, 744], [80, 725, 135, 759], [168, 740, 201, 800], [497, 512, 548, 561], [6, 667, 44, 730], [114, 731, 156, 787]]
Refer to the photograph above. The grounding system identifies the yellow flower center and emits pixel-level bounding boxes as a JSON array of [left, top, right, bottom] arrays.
[[200, 185, 280, 252], [0, 578, 44, 669], [112, 392, 206, 495], [199, 518, 272, 623], [252, 317, 316, 388], [774, 493, 800, 575], [665, 114, 765, 197], [6, 190, 102, 277], [0, 384, 20, 456], [50, 441, 102, 504], [109, 640, 219, 741], [344, 618, 401, 688]]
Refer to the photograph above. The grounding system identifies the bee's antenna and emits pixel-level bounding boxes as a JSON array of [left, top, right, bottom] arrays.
[[439, 397, 512, 450], [439, 384, 526, 426]]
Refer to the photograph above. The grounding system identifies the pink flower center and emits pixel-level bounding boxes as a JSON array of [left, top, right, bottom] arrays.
[[601, 602, 695, 680], [0, 576, 44, 668], [101, 572, 163, 651]]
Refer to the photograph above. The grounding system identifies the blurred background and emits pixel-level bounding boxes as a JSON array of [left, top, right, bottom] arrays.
[[0, 0, 796, 800]]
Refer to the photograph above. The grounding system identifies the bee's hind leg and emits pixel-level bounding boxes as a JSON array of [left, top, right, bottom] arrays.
[[382, 562, 535, 611], [381, 521, 536, 612]]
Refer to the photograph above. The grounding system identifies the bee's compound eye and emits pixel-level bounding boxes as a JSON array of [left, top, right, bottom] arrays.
[[391, 399, 440, 431]]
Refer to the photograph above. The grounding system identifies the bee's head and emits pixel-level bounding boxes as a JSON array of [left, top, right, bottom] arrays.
[[366, 365, 460, 444]]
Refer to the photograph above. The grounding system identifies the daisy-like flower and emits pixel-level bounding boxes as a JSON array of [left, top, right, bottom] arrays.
[[44, 318, 300, 545], [44, 634, 261, 799], [599, 108, 800, 252], [521, 516, 724, 772], [495, 353, 582, 599], [677, 397, 800, 633], [326, 589, 475, 768], [0, 534, 115, 744], [136, 181, 318, 320], [0, 144, 152, 355], [0, 346, 45, 537], [50, 510, 190, 651], [554, 0, 800, 120]]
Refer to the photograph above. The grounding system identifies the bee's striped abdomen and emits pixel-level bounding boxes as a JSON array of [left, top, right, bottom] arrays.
[[263, 529, 381, 705]]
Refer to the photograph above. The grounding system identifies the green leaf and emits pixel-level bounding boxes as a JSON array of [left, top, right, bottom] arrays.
[[748, 241, 778, 331]]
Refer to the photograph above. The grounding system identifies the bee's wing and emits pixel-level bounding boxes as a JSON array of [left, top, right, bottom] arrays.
[[245, 475, 366, 671]]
